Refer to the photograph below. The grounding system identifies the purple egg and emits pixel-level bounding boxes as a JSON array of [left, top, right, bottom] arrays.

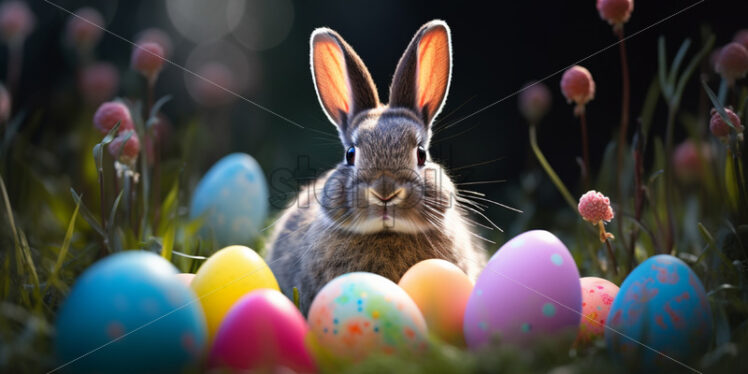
[[464, 230, 582, 348]]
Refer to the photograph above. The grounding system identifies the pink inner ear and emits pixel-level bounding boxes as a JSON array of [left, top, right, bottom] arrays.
[[416, 28, 449, 119], [313, 36, 350, 123]]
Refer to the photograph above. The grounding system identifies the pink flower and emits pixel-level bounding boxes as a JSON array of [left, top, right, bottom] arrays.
[[0, 83, 10, 123], [66, 7, 104, 51], [673, 140, 710, 183], [578, 190, 614, 224], [715, 42, 748, 84], [561, 66, 595, 108], [518, 82, 551, 124], [709, 108, 743, 141], [79, 62, 119, 106], [0, 1, 35, 45], [597, 0, 633, 29], [191, 62, 235, 107], [131, 42, 165, 81], [135, 28, 173, 58], [734, 29, 748, 50], [93, 101, 134, 134], [108, 130, 140, 165]]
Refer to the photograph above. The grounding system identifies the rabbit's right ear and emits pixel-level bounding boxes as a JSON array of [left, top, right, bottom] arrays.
[[310, 28, 379, 137]]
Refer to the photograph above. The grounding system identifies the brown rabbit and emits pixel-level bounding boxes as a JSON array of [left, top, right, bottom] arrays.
[[266, 20, 488, 314]]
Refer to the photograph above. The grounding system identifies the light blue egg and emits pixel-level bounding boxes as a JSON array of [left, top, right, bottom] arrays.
[[55, 251, 207, 374], [190, 153, 269, 247], [605, 254, 712, 371]]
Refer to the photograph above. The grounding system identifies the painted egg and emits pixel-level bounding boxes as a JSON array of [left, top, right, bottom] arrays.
[[308, 272, 428, 361], [398, 259, 473, 346], [190, 153, 268, 247], [605, 255, 712, 370], [191, 245, 279, 339], [464, 230, 582, 348], [55, 251, 207, 374], [578, 277, 619, 342], [176, 273, 195, 286], [210, 289, 316, 373]]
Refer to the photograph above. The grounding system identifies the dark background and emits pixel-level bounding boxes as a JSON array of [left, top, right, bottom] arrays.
[[6, 0, 745, 228]]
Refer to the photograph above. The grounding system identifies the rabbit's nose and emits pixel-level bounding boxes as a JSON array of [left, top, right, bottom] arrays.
[[369, 188, 404, 203], [367, 177, 404, 205]]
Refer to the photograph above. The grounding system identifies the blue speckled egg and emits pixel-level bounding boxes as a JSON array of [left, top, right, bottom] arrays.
[[190, 153, 268, 247], [55, 251, 207, 374], [605, 254, 712, 371]]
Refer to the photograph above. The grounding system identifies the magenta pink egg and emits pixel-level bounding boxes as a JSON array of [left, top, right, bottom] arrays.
[[464, 230, 582, 348], [578, 277, 619, 342], [210, 289, 316, 373]]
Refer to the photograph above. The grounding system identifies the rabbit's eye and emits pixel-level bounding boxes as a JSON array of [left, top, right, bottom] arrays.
[[417, 146, 426, 166], [345, 146, 356, 166]]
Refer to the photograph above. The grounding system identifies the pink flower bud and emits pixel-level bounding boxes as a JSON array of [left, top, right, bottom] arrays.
[[518, 82, 552, 124], [734, 29, 748, 50], [715, 42, 748, 84], [0, 83, 10, 123], [131, 42, 165, 81], [709, 108, 743, 140], [135, 28, 173, 58], [673, 140, 710, 183], [0, 1, 35, 45], [93, 101, 134, 134], [191, 62, 235, 107], [578, 190, 614, 224], [79, 62, 119, 106], [596, 0, 633, 29], [66, 7, 104, 51], [561, 65, 595, 109], [108, 130, 140, 165]]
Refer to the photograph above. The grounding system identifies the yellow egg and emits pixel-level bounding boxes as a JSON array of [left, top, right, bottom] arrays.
[[398, 259, 474, 346], [191, 245, 279, 338]]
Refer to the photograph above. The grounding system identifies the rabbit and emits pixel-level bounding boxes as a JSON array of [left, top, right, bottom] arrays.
[[266, 20, 488, 315]]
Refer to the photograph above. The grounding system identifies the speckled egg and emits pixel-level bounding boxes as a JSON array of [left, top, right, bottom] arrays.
[[191, 245, 279, 339], [308, 272, 428, 361], [605, 255, 712, 370], [55, 251, 207, 374], [578, 277, 619, 342], [210, 289, 316, 373], [398, 259, 473, 346], [190, 153, 268, 247], [464, 230, 582, 348]]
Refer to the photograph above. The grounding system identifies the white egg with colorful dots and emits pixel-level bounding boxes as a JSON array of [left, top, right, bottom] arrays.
[[190, 153, 268, 247], [463, 230, 582, 348]]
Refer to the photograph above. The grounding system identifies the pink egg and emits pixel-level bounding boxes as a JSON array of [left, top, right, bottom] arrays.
[[464, 230, 582, 348], [176, 273, 195, 286], [210, 289, 316, 373], [578, 277, 619, 342]]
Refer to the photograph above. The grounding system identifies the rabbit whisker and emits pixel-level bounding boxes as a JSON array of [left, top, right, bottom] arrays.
[[457, 193, 523, 214], [454, 179, 507, 186], [450, 157, 506, 172]]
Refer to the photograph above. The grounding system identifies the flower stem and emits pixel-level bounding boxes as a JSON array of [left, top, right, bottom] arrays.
[[615, 28, 631, 179], [604, 237, 619, 276], [579, 108, 591, 189], [529, 124, 577, 211], [663, 107, 676, 253]]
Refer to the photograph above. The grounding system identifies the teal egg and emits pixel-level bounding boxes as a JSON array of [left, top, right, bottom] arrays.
[[190, 153, 269, 247], [605, 255, 712, 371], [55, 251, 207, 374]]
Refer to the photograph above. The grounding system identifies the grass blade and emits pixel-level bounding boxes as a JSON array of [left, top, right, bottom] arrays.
[[667, 38, 691, 88], [70, 188, 105, 236], [658, 36, 671, 100], [673, 34, 714, 108], [46, 200, 81, 293]]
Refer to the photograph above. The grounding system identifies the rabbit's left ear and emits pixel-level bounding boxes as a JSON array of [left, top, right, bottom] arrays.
[[389, 20, 452, 127]]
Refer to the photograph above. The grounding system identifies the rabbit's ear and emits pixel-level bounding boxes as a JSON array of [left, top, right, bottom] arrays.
[[389, 20, 452, 127], [310, 28, 379, 134]]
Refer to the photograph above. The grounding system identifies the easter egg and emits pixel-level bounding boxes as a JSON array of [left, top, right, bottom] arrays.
[[176, 273, 195, 286], [190, 153, 268, 247], [464, 230, 582, 348], [191, 245, 279, 338], [210, 289, 316, 372], [578, 277, 619, 342], [55, 251, 207, 374], [605, 255, 712, 370], [308, 272, 428, 361], [398, 259, 473, 346]]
